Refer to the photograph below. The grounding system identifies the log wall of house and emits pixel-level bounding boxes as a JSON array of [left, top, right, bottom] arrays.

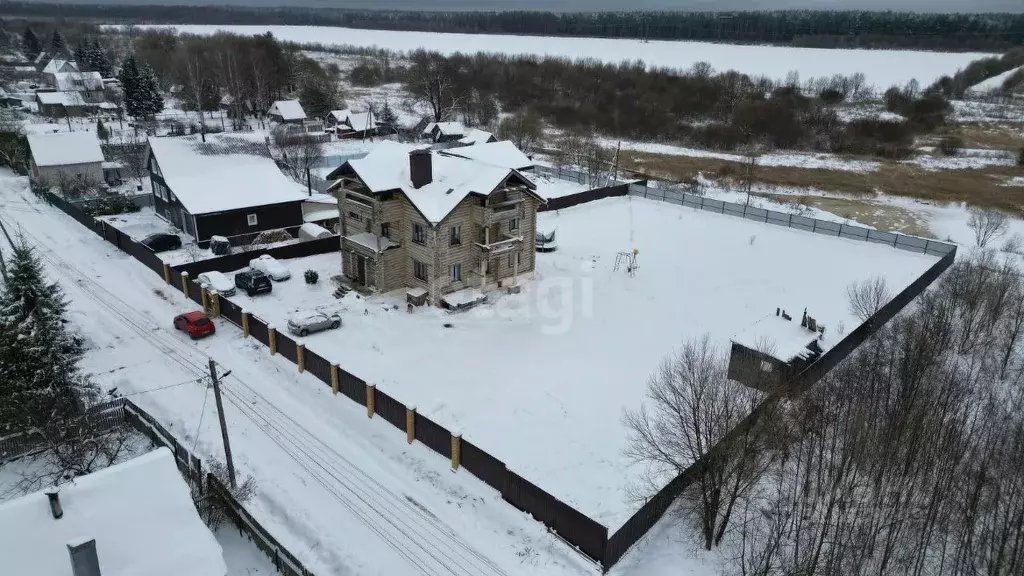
[[403, 199, 436, 299], [435, 196, 483, 294]]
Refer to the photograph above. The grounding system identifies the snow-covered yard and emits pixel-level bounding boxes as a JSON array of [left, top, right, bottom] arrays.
[[224, 195, 938, 529], [903, 148, 1018, 171], [139, 24, 991, 89]]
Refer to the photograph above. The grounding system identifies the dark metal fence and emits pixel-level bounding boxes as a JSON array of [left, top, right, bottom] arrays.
[[373, 387, 407, 431], [303, 349, 332, 388], [460, 439, 508, 493], [540, 183, 633, 212], [277, 333, 298, 363], [632, 185, 956, 258], [220, 299, 243, 325], [173, 236, 341, 276], [504, 471, 609, 563], [249, 316, 270, 346], [337, 368, 367, 405], [187, 278, 203, 305], [414, 413, 451, 458]]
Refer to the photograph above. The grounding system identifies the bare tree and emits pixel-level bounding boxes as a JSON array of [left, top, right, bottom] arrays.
[[623, 335, 770, 550], [741, 150, 760, 206], [271, 127, 324, 193], [193, 459, 256, 530], [846, 275, 891, 322], [404, 49, 462, 122], [968, 208, 1009, 249]]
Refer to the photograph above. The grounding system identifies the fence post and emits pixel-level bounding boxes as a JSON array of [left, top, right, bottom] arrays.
[[451, 432, 461, 470], [330, 363, 339, 394], [296, 341, 305, 373], [201, 286, 209, 313], [837, 224, 844, 237], [788, 213, 793, 227], [163, 262, 171, 284], [812, 220, 817, 233], [241, 309, 250, 338], [180, 271, 190, 296], [367, 384, 376, 418], [406, 405, 416, 444], [268, 324, 277, 355], [210, 290, 220, 318]]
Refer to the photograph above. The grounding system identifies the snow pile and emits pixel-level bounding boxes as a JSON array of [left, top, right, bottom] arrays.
[[140, 24, 992, 88], [27, 131, 103, 167], [968, 65, 1024, 94], [0, 448, 226, 576]]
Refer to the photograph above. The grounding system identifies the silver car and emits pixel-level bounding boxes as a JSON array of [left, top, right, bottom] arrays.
[[287, 311, 342, 337]]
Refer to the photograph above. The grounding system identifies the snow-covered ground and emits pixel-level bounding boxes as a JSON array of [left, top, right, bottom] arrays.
[[606, 139, 881, 173], [0, 170, 597, 576], [969, 65, 1024, 94], [951, 98, 1024, 123], [133, 24, 990, 89], [902, 148, 1018, 171], [221, 195, 937, 528]]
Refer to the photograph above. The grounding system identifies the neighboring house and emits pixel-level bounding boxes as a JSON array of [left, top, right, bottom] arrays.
[[458, 129, 497, 146], [326, 140, 546, 307], [440, 140, 535, 173], [36, 91, 89, 117], [27, 131, 104, 186], [421, 121, 466, 143], [147, 133, 307, 243], [267, 99, 307, 124], [302, 193, 341, 232], [0, 448, 227, 576], [53, 71, 105, 102], [327, 109, 378, 138], [0, 87, 23, 108], [39, 57, 78, 84], [727, 311, 824, 391]]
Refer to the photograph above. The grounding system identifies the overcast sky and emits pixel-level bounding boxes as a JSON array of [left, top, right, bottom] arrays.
[[25, 0, 1024, 12]]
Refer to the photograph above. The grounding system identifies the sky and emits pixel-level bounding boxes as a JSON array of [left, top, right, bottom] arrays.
[[19, 0, 1024, 13]]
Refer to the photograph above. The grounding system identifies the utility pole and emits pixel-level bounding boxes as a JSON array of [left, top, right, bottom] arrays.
[[209, 359, 236, 489]]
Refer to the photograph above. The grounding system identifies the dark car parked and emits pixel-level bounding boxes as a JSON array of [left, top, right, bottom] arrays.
[[234, 269, 273, 297], [140, 233, 182, 253]]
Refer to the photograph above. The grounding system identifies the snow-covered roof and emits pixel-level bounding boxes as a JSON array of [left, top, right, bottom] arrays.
[[345, 111, 377, 131], [458, 129, 495, 145], [268, 99, 306, 121], [147, 133, 306, 215], [421, 122, 437, 135], [302, 202, 339, 223], [441, 141, 534, 171], [343, 140, 538, 225], [53, 71, 103, 92], [731, 314, 822, 363], [27, 131, 103, 167], [328, 109, 351, 123], [300, 222, 333, 238], [433, 122, 465, 136], [41, 58, 78, 75], [36, 91, 87, 107], [0, 448, 226, 576], [346, 231, 398, 251]]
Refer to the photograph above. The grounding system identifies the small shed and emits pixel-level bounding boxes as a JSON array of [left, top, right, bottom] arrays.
[[458, 129, 497, 146], [422, 121, 465, 143], [27, 131, 104, 186], [727, 311, 824, 392], [36, 90, 88, 117], [268, 99, 307, 124]]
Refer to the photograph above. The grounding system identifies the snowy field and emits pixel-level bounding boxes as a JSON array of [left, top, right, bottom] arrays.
[[969, 65, 1024, 94], [134, 24, 991, 89], [223, 196, 937, 528], [0, 171, 598, 576]]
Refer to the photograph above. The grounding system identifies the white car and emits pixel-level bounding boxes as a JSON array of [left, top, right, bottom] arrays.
[[287, 311, 342, 337], [249, 254, 291, 281], [196, 271, 236, 296]]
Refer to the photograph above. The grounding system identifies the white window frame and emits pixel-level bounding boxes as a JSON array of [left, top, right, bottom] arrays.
[[451, 263, 462, 282], [247, 213, 258, 226]]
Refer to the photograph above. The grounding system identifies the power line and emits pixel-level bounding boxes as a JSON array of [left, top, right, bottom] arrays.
[[191, 383, 210, 453]]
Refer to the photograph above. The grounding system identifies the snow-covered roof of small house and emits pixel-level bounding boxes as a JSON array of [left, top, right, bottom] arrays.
[[27, 131, 104, 167], [0, 448, 227, 576], [458, 129, 496, 145], [268, 99, 306, 121], [147, 133, 306, 215], [433, 122, 465, 136], [53, 71, 103, 92], [441, 141, 534, 171], [41, 58, 78, 75], [731, 314, 823, 364], [340, 140, 541, 225], [345, 111, 377, 131], [328, 109, 351, 123], [36, 91, 87, 107], [302, 194, 339, 223]]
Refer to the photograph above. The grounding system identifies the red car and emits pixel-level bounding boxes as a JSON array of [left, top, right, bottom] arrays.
[[173, 311, 216, 340]]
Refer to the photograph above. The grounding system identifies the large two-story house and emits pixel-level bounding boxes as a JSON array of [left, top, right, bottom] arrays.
[[326, 141, 546, 307]]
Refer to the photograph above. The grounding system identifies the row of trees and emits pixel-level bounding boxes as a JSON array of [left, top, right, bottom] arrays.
[[3, 3, 1023, 51], [626, 248, 1024, 575]]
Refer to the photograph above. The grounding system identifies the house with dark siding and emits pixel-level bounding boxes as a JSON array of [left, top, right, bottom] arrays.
[[146, 133, 306, 244]]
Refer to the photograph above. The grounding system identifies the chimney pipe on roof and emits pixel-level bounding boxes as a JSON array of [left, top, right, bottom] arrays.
[[45, 489, 62, 519], [410, 149, 432, 189], [67, 539, 101, 576]]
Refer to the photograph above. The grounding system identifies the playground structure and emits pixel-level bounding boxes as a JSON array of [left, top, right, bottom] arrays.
[[614, 249, 639, 277]]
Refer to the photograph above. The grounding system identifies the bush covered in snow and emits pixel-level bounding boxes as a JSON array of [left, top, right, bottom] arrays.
[[304, 269, 319, 285]]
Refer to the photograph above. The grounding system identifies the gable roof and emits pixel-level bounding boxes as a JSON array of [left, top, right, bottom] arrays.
[[147, 133, 306, 215], [0, 448, 226, 576], [268, 100, 306, 121], [36, 91, 87, 107], [340, 140, 539, 225], [41, 58, 78, 75], [53, 71, 104, 92], [441, 141, 534, 171], [27, 131, 104, 167], [345, 111, 377, 132], [327, 109, 351, 123], [432, 122, 465, 137], [458, 129, 496, 145]]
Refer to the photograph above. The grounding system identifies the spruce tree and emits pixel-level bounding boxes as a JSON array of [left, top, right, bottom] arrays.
[[50, 30, 66, 55], [118, 55, 141, 118], [73, 42, 87, 68], [22, 27, 41, 59], [0, 238, 94, 437], [138, 64, 164, 118], [89, 39, 112, 78], [96, 119, 108, 141], [379, 99, 398, 130]]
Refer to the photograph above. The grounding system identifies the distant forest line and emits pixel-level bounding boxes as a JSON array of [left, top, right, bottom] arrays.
[[0, 2, 1022, 51]]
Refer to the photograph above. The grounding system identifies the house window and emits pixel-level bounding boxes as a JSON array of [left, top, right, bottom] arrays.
[[508, 252, 520, 268], [414, 259, 428, 281], [451, 263, 462, 282], [380, 222, 391, 238], [509, 217, 520, 233], [412, 223, 425, 245], [349, 211, 362, 222], [450, 225, 461, 246], [247, 214, 258, 226]]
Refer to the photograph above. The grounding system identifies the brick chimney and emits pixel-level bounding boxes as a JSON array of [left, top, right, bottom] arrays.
[[410, 149, 432, 189]]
